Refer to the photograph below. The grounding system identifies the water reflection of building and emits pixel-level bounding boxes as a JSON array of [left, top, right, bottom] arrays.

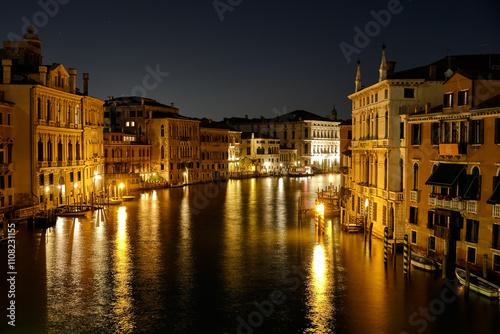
[[103, 132, 150, 197], [403, 58, 500, 279], [0, 27, 104, 209]]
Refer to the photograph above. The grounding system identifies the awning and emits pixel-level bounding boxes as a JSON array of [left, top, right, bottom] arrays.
[[425, 163, 465, 187], [487, 181, 500, 205], [463, 176, 480, 200]]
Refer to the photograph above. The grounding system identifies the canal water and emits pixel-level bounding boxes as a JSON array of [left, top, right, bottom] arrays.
[[2, 175, 500, 333]]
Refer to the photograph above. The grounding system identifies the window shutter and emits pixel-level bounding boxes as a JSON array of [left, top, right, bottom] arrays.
[[427, 210, 434, 228], [479, 119, 484, 144], [495, 118, 500, 144]]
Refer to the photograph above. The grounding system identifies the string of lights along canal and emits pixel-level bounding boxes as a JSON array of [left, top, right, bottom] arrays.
[[1, 175, 500, 333]]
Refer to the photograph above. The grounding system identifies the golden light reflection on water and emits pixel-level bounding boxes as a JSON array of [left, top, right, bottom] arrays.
[[305, 243, 335, 333], [112, 206, 134, 332]]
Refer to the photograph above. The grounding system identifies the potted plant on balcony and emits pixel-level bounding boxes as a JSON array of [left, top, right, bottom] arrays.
[[444, 194, 453, 201], [437, 194, 444, 200], [429, 193, 437, 198]]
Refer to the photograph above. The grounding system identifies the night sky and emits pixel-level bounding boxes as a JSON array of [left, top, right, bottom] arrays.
[[1, 0, 499, 121]]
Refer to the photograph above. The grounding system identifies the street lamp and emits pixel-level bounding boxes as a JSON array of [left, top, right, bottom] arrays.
[[119, 183, 124, 198]]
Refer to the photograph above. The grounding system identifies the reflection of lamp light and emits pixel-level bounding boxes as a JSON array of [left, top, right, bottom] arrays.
[[57, 185, 61, 189], [119, 183, 124, 189], [74, 183, 78, 189]]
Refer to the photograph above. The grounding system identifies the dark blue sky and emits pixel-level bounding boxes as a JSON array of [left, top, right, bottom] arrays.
[[1, 0, 499, 120]]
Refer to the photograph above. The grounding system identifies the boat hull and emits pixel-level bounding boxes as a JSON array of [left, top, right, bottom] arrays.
[[411, 252, 440, 272], [455, 267, 500, 299]]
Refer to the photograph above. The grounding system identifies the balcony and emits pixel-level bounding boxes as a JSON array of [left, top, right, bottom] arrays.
[[410, 190, 419, 202], [429, 196, 466, 211], [439, 143, 467, 156], [467, 201, 478, 214], [389, 191, 403, 201], [493, 205, 500, 218]]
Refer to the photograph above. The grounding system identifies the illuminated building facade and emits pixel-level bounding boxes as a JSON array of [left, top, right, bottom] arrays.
[[0, 92, 14, 214], [103, 132, 150, 197], [0, 27, 104, 209], [403, 59, 500, 278]]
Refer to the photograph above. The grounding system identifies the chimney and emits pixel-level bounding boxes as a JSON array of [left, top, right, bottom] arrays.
[[68, 68, 77, 94], [386, 61, 396, 76], [83, 73, 89, 95], [171, 103, 174, 108], [425, 103, 431, 114], [39, 66, 47, 85], [245, 115, 248, 119], [429, 65, 436, 80], [2, 59, 12, 84]]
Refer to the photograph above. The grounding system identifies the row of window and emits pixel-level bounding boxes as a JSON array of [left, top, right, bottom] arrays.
[[408, 229, 500, 271], [410, 117, 499, 146], [409, 208, 500, 248], [0, 112, 12, 126], [443, 90, 469, 108], [39, 171, 80, 186]]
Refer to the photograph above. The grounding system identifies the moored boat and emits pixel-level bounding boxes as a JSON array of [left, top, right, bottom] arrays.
[[455, 267, 500, 299], [107, 198, 123, 205], [411, 252, 440, 272], [121, 195, 136, 201], [288, 166, 314, 177], [0, 230, 19, 242]]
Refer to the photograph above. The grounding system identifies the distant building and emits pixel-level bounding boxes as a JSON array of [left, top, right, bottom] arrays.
[[147, 111, 200, 186], [339, 119, 352, 188], [226, 109, 340, 172], [0, 92, 14, 214], [403, 58, 500, 278], [103, 132, 150, 197], [200, 120, 232, 182], [0, 27, 104, 209], [228, 130, 242, 177], [240, 132, 280, 174]]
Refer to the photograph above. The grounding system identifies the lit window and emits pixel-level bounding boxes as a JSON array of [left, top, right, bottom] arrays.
[[126, 121, 130, 127], [443, 93, 453, 108]]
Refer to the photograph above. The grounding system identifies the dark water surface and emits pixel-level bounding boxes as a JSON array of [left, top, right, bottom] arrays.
[[2, 175, 500, 333]]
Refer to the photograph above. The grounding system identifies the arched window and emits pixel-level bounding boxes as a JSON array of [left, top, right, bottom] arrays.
[[305, 128, 309, 138], [47, 100, 51, 120], [104, 149, 107, 158], [57, 141, 63, 161], [57, 103, 61, 123], [68, 141, 73, 161], [38, 140, 43, 161], [161, 125, 165, 137], [37, 98, 42, 119], [292, 131, 295, 139], [47, 140, 53, 161], [284, 130, 287, 140], [76, 142, 80, 160], [75, 105, 79, 126], [412, 163, 419, 190], [304, 143, 309, 154], [161, 145, 165, 159]]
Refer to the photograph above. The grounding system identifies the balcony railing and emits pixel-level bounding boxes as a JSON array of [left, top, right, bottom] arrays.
[[429, 197, 466, 211], [410, 190, 419, 202], [467, 201, 478, 214], [493, 205, 500, 218], [389, 191, 403, 201]]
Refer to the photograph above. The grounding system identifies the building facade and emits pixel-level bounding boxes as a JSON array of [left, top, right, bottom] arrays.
[[226, 109, 340, 172], [240, 132, 280, 174], [0, 92, 14, 214], [200, 121, 231, 182], [347, 47, 447, 240], [103, 132, 150, 197], [404, 61, 500, 278], [0, 28, 104, 209]]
